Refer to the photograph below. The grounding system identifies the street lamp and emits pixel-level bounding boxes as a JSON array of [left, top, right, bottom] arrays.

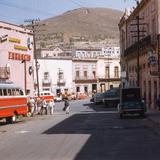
[[58, 68, 63, 94], [21, 60, 27, 95], [35, 60, 40, 97]]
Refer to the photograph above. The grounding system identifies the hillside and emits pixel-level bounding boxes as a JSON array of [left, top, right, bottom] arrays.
[[35, 8, 123, 49]]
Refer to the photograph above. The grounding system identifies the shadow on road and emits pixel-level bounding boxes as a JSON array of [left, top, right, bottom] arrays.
[[83, 102, 117, 112]]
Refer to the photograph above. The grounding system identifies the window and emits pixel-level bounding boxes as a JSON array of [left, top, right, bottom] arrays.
[[106, 67, 110, 78], [93, 71, 96, 79], [0, 89, 2, 96], [44, 72, 49, 79], [3, 89, 7, 96], [76, 71, 80, 79], [76, 87, 80, 92], [84, 71, 87, 79], [84, 86, 88, 93], [114, 66, 119, 78]]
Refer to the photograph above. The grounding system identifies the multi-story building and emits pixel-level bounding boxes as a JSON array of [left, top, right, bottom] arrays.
[[36, 57, 73, 95], [73, 48, 102, 58], [36, 47, 121, 96], [0, 21, 34, 95], [102, 47, 120, 58], [37, 47, 72, 58], [119, 0, 160, 109]]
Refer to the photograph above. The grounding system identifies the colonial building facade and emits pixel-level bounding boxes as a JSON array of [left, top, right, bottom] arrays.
[[119, 0, 160, 109], [0, 21, 34, 95], [37, 55, 120, 96]]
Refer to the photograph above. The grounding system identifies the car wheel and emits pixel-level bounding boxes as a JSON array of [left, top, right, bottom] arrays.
[[6, 113, 17, 124]]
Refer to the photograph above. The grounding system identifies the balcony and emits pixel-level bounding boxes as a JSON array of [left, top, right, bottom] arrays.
[[124, 35, 151, 57], [42, 78, 52, 86], [57, 79, 66, 86], [74, 76, 97, 83]]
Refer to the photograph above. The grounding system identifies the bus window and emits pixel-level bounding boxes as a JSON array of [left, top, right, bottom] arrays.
[[0, 89, 2, 96], [15, 89, 20, 96], [19, 90, 24, 95], [12, 89, 16, 96], [3, 89, 7, 96], [8, 89, 12, 96]]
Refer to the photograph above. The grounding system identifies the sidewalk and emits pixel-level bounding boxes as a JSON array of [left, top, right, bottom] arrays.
[[147, 110, 160, 125]]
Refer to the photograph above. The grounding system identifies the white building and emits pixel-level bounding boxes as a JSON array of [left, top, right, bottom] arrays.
[[102, 47, 120, 58], [73, 48, 102, 58], [36, 47, 121, 95], [0, 21, 34, 95], [72, 58, 97, 95], [36, 58, 73, 95]]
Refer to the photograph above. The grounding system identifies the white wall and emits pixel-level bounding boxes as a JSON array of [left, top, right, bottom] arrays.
[[37, 59, 73, 95]]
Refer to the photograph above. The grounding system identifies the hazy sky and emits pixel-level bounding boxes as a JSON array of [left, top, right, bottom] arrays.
[[0, 0, 136, 24]]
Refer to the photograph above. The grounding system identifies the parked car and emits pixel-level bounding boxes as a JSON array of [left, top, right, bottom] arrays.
[[103, 88, 120, 107], [94, 92, 106, 104], [117, 87, 147, 118], [76, 92, 88, 100], [55, 95, 62, 102]]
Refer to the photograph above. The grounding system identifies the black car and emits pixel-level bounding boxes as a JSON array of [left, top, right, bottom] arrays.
[[118, 87, 147, 118], [103, 88, 120, 107]]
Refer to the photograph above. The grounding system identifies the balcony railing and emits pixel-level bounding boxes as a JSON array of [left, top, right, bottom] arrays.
[[57, 79, 66, 86], [74, 76, 97, 83], [124, 35, 151, 57], [42, 78, 52, 86], [75, 76, 97, 80]]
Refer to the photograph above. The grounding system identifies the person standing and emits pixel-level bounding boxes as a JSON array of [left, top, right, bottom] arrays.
[[48, 99, 55, 115], [40, 98, 47, 115], [63, 99, 70, 114], [28, 97, 35, 117]]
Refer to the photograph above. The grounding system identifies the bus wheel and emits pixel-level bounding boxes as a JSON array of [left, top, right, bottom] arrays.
[[6, 114, 17, 124]]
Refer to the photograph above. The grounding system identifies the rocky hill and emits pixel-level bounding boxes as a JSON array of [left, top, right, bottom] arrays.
[[35, 8, 123, 49]]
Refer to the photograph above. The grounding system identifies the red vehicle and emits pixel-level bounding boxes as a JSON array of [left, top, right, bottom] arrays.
[[35, 91, 54, 103], [76, 92, 88, 100], [0, 83, 28, 123]]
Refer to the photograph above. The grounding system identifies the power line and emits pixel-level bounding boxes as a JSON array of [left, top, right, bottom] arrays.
[[0, 1, 56, 16], [67, 0, 84, 8]]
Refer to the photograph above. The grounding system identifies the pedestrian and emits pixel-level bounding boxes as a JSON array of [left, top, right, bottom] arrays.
[[36, 97, 42, 115], [48, 99, 55, 115], [40, 97, 47, 115], [156, 95, 160, 110], [63, 99, 70, 114], [27, 97, 35, 117]]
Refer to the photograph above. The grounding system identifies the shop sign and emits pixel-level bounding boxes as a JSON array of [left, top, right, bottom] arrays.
[[8, 52, 31, 61], [9, 37, 21, 43], [27, 37, 32, 50], [0, 34, 8, 43], [14, 45, 28, 51]]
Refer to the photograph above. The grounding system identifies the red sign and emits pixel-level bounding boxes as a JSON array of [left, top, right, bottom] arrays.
[[8, 52, 31, 61]]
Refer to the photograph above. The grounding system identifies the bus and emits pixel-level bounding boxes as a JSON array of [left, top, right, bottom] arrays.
[[0, 82, 28, 123], [35, 91, 54, 103]]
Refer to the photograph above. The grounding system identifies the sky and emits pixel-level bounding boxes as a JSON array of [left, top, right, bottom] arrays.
[[0, 0, 136, 24]]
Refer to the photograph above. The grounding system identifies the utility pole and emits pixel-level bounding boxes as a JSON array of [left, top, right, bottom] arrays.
[[157, 35, 160, 92], [24, 19, 44, 97], [58, 68, 62, 93], [130, 15, 146, 87]]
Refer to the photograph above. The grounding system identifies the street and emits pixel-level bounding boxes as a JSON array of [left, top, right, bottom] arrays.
[[0, 99, 160, 160]]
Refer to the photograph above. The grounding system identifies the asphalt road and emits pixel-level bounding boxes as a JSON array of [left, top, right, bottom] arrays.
[[0, 99, 160, 160]]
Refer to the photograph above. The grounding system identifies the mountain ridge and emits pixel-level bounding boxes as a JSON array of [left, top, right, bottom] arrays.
[[35, 7, 123, 49]]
